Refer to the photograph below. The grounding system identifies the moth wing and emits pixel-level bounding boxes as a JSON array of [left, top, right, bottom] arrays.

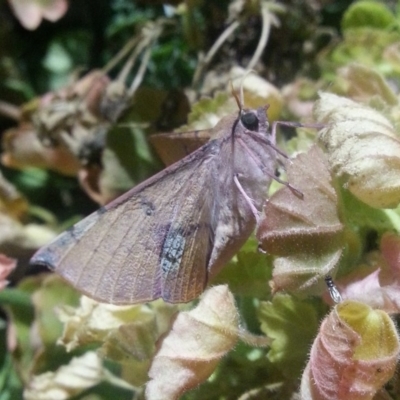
[[31, 142, 218, 304], [150, 129, 211, 166]]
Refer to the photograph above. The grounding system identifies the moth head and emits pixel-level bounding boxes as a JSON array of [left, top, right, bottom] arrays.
[[239, 105, 270, 133], [230, 79, 270, 134], [240, 111, 259, 131]]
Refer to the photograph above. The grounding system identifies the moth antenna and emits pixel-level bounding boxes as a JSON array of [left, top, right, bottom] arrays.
[[230, 81, 242, 112], [238, 69, 256, 108]]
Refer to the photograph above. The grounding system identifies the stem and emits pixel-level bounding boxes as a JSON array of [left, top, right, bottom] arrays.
[[192, 20, 240, 87]]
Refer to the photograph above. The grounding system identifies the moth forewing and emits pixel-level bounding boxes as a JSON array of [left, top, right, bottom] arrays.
[[30, 106, 277, 304]]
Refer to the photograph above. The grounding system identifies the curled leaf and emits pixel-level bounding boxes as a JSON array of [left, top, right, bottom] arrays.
[[57, 296, 169, 353], [31, 274, 80, 347], [337, 64, 398, 106], [257, 144, 345, 294], [335, 232, 400, 313], [57, 296, 177, 387], [146, 285, 240, 400], [24, 351, 133, 400], [301, 300, 399, 400], [0, 213, 56, 259], [315, 92, 400, 208]]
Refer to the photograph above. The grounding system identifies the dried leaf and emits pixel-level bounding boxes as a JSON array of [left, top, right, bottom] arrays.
[[146, 285, 240, 400], [1, 124, 80, 176], [301, 300, 399, 400], [257, 145, 345, 294], [0, 170, 29, 219]]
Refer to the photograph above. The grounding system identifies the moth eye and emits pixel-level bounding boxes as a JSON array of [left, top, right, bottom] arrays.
[[241, 112, 259, 131]]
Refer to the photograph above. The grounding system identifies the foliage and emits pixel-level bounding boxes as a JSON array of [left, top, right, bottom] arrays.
[[2, 0, 400, 399]]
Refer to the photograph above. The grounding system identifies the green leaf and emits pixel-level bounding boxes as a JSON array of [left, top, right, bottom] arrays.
[[0, 320, 23, 400], [257, 294, 319, 379], [342, 1, 396, 30], [32, 274, 80, 347], [211, 236, 272, 300]]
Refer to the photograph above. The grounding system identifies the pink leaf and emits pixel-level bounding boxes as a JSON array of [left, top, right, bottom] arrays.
[[301, 300, 399, 400], [0, 254, 17, 290]]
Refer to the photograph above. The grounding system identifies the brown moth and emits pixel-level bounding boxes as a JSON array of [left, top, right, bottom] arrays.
[[30, 103, 279, 304]]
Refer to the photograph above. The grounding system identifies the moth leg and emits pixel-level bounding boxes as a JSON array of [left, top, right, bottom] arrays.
[[264, 168, 304, 199], [268, 121, 325, 162], [270, 120, 325, 143], [266, 121, 324, 198], [234, 174, 260, 223]]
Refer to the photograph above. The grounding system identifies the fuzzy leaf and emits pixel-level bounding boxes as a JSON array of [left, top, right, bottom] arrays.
[[0, 255, 16, 290], [257, 294, 319, 379], [31, 274, 80, 347], [337, 64, 398, 106], [146, 285, 240, 400], [24, 351, 133, 400], [301, 300, 399, 399], [257, 145, 345, 294], [315, 92, 400, 209], [57, 296, 175, 353], [335, 232, 400, 313], [342, 1, 396, 30]]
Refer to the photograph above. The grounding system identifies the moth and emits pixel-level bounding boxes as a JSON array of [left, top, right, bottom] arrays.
[[31, 101, 283, 304]]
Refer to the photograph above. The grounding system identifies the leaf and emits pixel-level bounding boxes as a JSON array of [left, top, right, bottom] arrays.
[[315, 92, 400, 209], [31, 274, 80, 347], [257, 294, 319, 379], [337, 63, 398, 106], [57, 296, 175, 353], [146, 285, 240, 400], [1, 124, 80, 176], [23, 352, 133, 400], [257, 145, 345, 294], [181, 92, 237, 132], [341, 1, 396, 31], [0, 255, 16, 290], [211, 236, 273, 299], [301, 300, 399, 399], [335, 232, 400, 313]]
